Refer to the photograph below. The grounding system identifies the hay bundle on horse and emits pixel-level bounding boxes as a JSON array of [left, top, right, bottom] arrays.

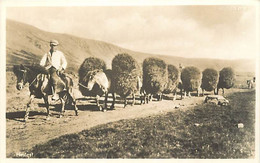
[[217, 67, 235, 95], [112, 53, 142, 108], [78, 57, 115, 111], [201, 68, 219, 96], [13, 64, 78, 121], [143, 57, 168, 102], [180, 66, 202, 99], [163, 64, 179, 100]]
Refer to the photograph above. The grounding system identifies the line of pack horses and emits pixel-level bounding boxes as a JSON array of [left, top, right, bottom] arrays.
[[13, 64, 160, 121], [12, 64, 255, 122]]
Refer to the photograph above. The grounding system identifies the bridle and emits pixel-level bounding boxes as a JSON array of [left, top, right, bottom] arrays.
[[79, 73, 107, 93], [17, 69, 27, 86], [17, 69, 38, 87]]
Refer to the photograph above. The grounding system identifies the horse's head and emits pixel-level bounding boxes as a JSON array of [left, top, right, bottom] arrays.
[[85, 70, 99, 91], [85, 70, 108, 92], [13, 64, 28, 90]]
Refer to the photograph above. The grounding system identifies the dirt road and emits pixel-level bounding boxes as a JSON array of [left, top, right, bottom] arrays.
[[6, 94, 205, 156]]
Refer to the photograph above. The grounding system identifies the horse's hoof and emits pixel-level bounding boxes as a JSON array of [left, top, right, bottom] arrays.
[[98, 106, 102, 111], [103, 109, 107, 112], [46, 116, 50, 120], [59, 114, 63, 118]]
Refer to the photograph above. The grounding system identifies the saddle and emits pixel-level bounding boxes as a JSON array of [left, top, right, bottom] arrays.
[[36, 72, 71, 93]]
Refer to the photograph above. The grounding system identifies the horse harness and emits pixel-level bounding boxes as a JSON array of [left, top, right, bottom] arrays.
[[78, 81, 108, 93]]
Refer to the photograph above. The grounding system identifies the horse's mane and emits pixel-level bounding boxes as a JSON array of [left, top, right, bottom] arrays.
[[26, 64, 49, 74], [13, 64, 48, 74], [82, 69, 104, 82]]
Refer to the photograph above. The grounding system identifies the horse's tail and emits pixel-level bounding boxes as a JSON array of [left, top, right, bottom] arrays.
[[137, 76, 142, 90]]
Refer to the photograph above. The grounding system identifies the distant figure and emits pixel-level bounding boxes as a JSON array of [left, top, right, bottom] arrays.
[[178, 63, 184, 98], [247, 77, 255, 89], [40, 40, 67, 100], [179, 63, 183, 70]]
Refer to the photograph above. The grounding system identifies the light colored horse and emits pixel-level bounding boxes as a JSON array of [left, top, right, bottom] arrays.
[[83, 69, 115, 112]]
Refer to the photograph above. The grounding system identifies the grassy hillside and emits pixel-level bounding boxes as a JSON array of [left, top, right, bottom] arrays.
[[6, 19, 255, 74]]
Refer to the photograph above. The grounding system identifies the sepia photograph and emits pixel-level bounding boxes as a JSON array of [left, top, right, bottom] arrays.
[[0, 0, 259, 161]]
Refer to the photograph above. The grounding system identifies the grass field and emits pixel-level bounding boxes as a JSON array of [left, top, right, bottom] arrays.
[[21, 90, 255, 159]]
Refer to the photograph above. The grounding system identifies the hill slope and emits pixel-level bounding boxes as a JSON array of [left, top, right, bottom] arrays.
[[6, 19, 255, 73]]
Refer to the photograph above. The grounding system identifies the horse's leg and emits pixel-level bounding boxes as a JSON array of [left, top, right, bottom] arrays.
[[43, 95, 50, 120], [149, 94, 153, 101], [59, 98, 65, 118], [157, 94, 160, 101], [110, 93, 115, 110], [73, 98, 78, 116], [202, 89, 204, 96], [24, 95, 35, 122], [222, 88, 225, 96], [146, 94, 149, 104], [124, 98, 127, 108], [96, 95, 102, 111], [180, 88, 183, 100], [173, 92, 177, 101], [70, 92, 78, 116], [188, 92, 191, 98], [132, 93, 135, 106], [140, 93, 143, 105], [103, 92, 108, 112]]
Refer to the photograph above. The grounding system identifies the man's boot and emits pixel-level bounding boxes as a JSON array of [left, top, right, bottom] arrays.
[[52, 84, 59, 101]]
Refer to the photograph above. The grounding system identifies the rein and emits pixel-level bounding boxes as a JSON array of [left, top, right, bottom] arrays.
[[19, 69, 45, 87], [28, 76, 38, 87], [78, 81, 107, 92], [78, 82, 89, 89]]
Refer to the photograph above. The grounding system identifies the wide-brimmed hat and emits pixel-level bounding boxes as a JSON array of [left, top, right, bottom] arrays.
[[50, 39, 59, 46]]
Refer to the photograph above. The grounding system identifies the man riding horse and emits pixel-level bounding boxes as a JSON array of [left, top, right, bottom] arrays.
[[40, 39, 67, 100]]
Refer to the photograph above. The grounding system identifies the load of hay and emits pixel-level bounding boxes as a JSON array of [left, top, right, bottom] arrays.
[[181, 66, 201, 92], [163, 64, 179, 94], [217, 67, 235, 90], [78, 57, 107, 96], [201, 68, 219, 92], [143, 57, 168, 95], [112, 53, 141, 98]]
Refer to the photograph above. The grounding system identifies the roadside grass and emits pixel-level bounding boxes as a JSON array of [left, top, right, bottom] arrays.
[[15, 90, 255, 158]]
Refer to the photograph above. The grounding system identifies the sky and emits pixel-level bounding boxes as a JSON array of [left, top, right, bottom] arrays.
[[6, 5, 258, 60]]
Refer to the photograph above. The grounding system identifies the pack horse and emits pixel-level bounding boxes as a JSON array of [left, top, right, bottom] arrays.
[[13, 64, 78, 121], [78, 69, 115, 112]]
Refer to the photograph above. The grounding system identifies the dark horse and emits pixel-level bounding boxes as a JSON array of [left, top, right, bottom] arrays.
[[79, 69, 115, 112], [13, 64, 78, 121]]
